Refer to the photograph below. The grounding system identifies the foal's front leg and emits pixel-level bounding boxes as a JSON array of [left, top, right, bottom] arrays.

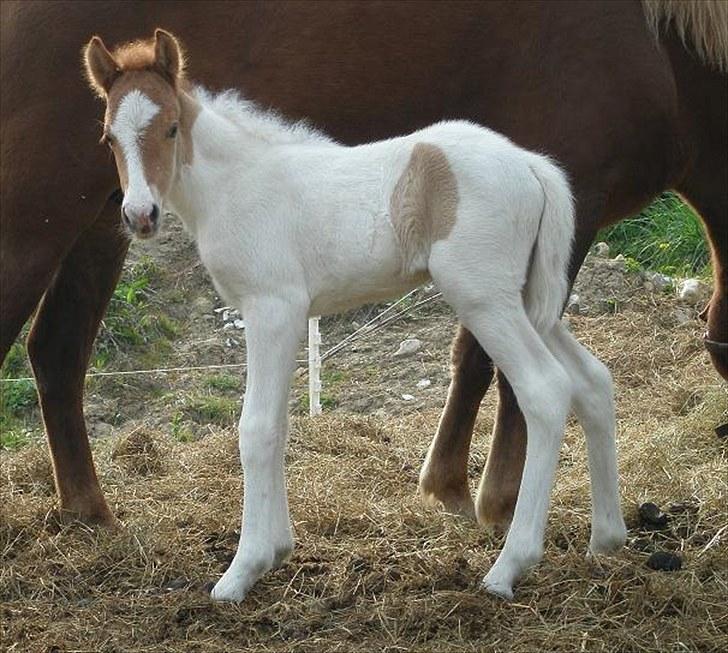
[[211, 296, 307, 602]]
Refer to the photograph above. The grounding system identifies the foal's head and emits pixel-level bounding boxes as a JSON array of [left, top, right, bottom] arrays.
[[84, 29, 186, 238]]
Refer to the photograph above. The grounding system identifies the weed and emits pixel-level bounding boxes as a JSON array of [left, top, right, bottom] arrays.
[[204, 374, 241, 394], [182, 394, 238, 426], [599, 192, 710, 276], [94, 257, 179, 365], [0, 342, 38, 450], [170, 411, 195, 443]]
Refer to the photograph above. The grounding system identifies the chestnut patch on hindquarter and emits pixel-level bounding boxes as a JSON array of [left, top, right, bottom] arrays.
[[390, 143, 458, 273]]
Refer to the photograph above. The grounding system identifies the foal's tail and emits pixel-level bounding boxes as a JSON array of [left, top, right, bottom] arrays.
[[522, 156, 575, 333]]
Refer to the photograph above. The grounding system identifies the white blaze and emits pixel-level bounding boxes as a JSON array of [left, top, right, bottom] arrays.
[[111, 90, 160, 215]]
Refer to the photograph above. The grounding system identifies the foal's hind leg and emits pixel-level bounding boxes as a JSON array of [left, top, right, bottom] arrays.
[[455, 306, 571, 599], [543, 323, 627, 554], [27, 199, 129, 526], [419, 326, 493, 519]]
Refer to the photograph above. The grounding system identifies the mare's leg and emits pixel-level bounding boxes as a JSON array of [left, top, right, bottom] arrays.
[[678, 170, 728, 382], [543, 323, 627, 554], [211, 295, 307, 602], [419, 326, 493, 519], [26, 199, 129, 526], [456, 304, 571, 599]]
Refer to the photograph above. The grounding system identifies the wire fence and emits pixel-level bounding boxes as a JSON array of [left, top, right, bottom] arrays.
[[0, 288, 445, 402]]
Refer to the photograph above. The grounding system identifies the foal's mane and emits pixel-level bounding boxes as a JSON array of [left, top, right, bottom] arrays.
[[194, 87, 333, 147], [642, 0, 728, 72], [109, 38, 328, 146]]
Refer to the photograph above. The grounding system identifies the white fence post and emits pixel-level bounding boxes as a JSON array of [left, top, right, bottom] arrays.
[[308, 316, 322, 416]]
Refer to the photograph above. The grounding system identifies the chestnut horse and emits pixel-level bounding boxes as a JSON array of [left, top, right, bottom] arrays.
[[1, 1, 726, 529]]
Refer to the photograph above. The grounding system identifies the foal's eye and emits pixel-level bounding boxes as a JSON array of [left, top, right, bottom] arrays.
[[166, 124, 178, 139]]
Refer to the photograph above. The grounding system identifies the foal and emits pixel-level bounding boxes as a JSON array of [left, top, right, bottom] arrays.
[[84, 30, 627, 602]]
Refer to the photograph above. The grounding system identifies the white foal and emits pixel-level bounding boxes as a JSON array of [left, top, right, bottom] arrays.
[[85, 30, 626, 602]]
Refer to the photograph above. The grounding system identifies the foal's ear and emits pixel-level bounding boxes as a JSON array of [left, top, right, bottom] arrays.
[[83, 36, 119, 97], [154, 29, 184, 84]]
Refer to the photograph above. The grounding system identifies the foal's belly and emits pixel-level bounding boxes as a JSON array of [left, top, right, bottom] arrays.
[[308, 269, 430, 316]]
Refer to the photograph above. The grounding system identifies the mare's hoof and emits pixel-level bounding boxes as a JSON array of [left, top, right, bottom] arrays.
[[419, 485, 476, 521]]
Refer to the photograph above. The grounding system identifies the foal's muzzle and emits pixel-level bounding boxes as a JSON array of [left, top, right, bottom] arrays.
[[122, 203, 160, 239]]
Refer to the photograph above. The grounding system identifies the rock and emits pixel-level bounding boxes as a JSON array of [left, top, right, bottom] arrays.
[[672, 308, 692, 326], [233, 319, 245, 329], [646, 551, 682, 572], [165, 576, 190, 591], [416, 378, 432, 389], [594, 242, 610, 258], [630, 537, 653, 552], [678, 278, 708, 303], [401, 394, 415, 401], [566, 293, 580, 315], [89, 421, 115, 439], [394, 338, 422, 357], [192, 296, 214, 313], [607, 254, 627, 272], [646, 272, 672, 292], [222, 322, 236, 331], [716, 423, 728, 439], [639, 502, 669, 530]]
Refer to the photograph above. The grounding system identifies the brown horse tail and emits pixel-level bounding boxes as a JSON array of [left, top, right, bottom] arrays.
[[522, 156, 575, 334], [642, 0, 728, 72]]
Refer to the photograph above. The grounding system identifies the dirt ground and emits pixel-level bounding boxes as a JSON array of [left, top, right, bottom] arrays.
[[1, 222, 726, 652]]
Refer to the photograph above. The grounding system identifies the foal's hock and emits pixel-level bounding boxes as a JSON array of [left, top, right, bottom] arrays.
[[85, 29, 627, 602]]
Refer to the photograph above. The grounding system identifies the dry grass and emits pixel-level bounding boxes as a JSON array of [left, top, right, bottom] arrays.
[[2, 296, 727, 653]]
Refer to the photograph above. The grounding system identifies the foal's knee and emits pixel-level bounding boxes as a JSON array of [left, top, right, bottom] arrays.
[[238, 414, 282, 468]]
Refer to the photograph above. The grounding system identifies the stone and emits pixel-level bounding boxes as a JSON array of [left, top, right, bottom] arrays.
[[233, 319, 245, 329], [607, 254, 627, 272], [672, 308, 692, 326], [394, 338, 422, 357], [566, 293, 580, 315], [401, 394, 415, 401], [678, 278, 708, 303], [416, 378, 432, 389], [89, 421, 114, 439], [594, 241, 610, 258], [646, 272, 672, 292]]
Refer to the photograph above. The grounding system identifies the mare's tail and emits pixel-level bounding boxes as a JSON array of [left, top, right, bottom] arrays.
[[522, 156, 575, 333]]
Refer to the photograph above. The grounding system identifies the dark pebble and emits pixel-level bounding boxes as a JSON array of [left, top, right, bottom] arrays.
[[668, 501, 698, 515], [165, 576, 189, 591], [647, 550, 682, 571], [631, 537, 653, 552], [715, 423, 728, 439], [639, 502, 669, 529], [201, 580, 216, 594]]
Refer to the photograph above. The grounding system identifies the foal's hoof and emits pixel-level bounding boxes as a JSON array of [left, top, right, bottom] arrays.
[[210, 574, 252, 603], [481, 575, 514, 601]]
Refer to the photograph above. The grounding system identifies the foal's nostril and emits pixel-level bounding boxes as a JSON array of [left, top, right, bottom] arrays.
[[150, 204, 160, 223]]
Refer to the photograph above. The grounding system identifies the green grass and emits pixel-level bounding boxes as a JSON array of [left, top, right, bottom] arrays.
[[0, 342, 39, 450], [204, 374, 241, 394], [599, 192, 710, 277], [93, 257, 179, 368], [181, 394, 239, 426]]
